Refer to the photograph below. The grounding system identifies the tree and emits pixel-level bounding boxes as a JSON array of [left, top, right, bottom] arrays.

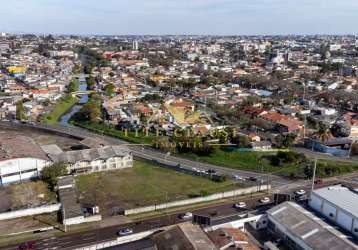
[[16, 100, 25, 120], [313, 122, 332, 142], [42, 162, 68, 190], [330, 121, 351, 138], [68, 79, 79, 93], [104, 83, 116, 96], [275, 133, 297, 148], [76, 94, 102, 123], [86, 75, 96, 90]]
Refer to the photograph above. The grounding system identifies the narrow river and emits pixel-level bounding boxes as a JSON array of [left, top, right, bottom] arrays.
[[59, 75, 88, 126]]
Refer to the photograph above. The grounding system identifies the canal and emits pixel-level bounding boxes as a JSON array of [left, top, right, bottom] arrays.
[[59, 75, 88, 125]]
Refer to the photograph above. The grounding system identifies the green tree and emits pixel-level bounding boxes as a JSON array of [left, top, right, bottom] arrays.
[[104, 83, 116, 96], [68, 79, 79, 93], [16, 100, 25, 120], [42, 162, 68, 190], [86, 75, 96, 90], [313, 122, 332, 142]]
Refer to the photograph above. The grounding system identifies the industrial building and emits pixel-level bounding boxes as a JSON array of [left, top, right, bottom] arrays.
[[309, 184, 358, 238], [266, 202, 357, 250], [0, 134, 51, 185]]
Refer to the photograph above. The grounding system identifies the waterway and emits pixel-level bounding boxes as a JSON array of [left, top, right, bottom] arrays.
[[59, 75, 88, 125]]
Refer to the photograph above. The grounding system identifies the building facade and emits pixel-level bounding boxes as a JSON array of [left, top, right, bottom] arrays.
[[0, 135, 51, 185]]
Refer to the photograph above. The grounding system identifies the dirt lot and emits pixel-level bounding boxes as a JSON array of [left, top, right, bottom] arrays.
[[0, 126, 79, 151], [0, 181, 56, 211]]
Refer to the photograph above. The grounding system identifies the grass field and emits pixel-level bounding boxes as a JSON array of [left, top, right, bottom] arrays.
[[42, 96, 78, 124], [70, 120, 160, 145], [165, 104, 202, 125], [180, 148, 358, 178], [75, 160, 242, 216]]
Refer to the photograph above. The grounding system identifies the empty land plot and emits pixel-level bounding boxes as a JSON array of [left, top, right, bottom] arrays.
[[9, 181, 56, 210], [76, 160, 241, 216]]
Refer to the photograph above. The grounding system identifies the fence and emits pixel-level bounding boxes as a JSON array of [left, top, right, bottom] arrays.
[[124, 185, 269, 215], [0, 204, 61, 221]]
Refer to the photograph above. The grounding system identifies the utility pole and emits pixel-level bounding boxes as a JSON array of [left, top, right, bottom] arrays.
[[310, 159, 317, 195]]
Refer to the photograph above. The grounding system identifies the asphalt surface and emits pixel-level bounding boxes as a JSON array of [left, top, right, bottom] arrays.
[[0, 121, 294, 188], [2, 180, 316, 250]]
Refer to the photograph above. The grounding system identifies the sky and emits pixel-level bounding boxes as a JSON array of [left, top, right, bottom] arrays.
[[0, 0, 357, 35]]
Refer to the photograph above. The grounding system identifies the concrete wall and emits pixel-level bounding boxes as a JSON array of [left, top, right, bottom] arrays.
[[0, 158, 50, 185], [74, 230, 157, 250], [124, 185, 270, 215], [64, 215, 102, 226], [0, 204, 61, 221]]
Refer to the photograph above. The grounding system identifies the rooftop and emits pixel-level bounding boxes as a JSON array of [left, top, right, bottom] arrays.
[[0, 134, 49, 162], [312, 184, 358, 218], [267, 202, 357, 250], [48, 146, 131, 164]]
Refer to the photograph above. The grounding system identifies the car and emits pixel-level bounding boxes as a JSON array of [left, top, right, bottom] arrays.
[[179, 212, 193, 220], [233, 174, 244, 180], [296, 195, 308, 201], [207, 169, 216, 174], [294, 189, 306, 196], [249, 177, 258, 181], [18, 241, 36, 250], [117, 228, 133, 236], [259, 197, 270, 204], [233, 202, 246, 208]]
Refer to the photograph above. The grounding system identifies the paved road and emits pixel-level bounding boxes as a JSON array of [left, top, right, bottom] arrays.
[[0, 121, 294, 188], [2, 180, 316, 250]]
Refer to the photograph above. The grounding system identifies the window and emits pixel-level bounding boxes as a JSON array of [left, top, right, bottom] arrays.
[[329, 213, 334, 217], [354, 228, 358, 233]]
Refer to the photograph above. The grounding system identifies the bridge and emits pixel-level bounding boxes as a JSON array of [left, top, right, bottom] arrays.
[[71, 90, 96, 97]]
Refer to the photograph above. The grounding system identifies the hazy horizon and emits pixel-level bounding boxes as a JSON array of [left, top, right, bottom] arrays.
[[0, 0, 358, 36]]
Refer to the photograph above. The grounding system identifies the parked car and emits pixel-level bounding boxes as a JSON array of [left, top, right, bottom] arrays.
[[249, 177, 258, 181], [18, 241, 36, 250], [294, 189, 306, 196], [233, 202, 247, 208], [117, 228, 133, 236], [233, 174, 244, 180], [207, 169, 217, 174], [259, 197, 271, 204]]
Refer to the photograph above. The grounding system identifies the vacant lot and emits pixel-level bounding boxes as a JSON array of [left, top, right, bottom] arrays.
[[0, 181, 56, 212], [76, 161, 241, 216]]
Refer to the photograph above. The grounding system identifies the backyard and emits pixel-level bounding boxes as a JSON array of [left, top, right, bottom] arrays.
[[75, 160, 242, 216]]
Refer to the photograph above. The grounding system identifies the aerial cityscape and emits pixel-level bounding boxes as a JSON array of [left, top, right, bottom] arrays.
[[1, 1, 358, 250]]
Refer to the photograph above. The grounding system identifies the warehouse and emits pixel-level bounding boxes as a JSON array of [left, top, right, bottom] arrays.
[[0, 134, 51, 185], [309, 184, 358, 238], [267, 202, 357, 250]]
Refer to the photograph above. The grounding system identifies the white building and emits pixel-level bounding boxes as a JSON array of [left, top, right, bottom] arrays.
[[47, 146, 133, 174], [0, 135, 51, 185], [267, 202, 357, 250], [309, 184, 358, 238]]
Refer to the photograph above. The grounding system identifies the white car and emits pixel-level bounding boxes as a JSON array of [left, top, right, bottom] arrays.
[[233, 202, 246, 208], [295, 189, 306, 196], [117, 228, 133, 236], [181, 212, 193, 219], [233, 175, 244, 180], [259, 197, 271, 204]]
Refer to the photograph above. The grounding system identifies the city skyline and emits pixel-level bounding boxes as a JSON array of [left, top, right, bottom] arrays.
[[1, 0, 358, 35]]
